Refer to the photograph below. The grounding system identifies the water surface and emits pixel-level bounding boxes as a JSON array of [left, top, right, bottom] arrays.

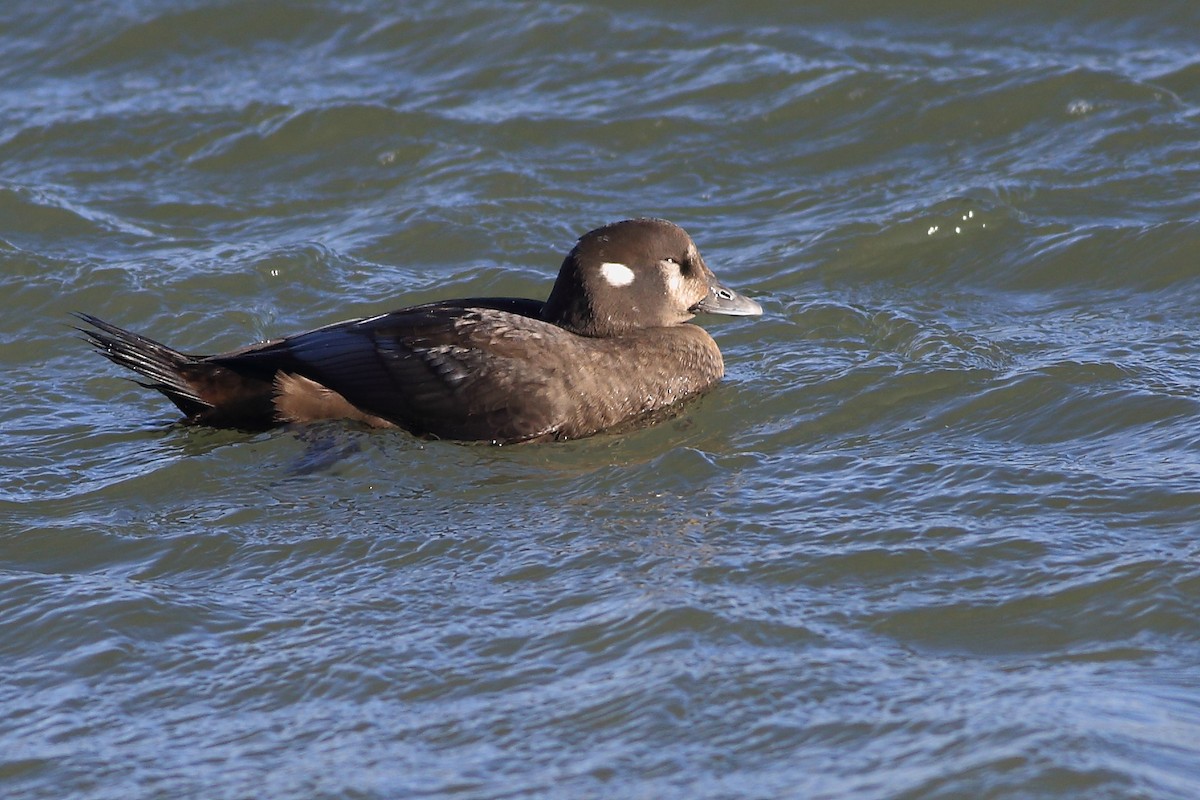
[[2, 2, 1199, 798]]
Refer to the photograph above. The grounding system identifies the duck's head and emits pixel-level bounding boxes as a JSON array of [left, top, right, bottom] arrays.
[[542, 218, 762, 337]]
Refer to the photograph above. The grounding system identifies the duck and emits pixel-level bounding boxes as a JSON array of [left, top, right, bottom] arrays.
[[77, 218, 762, 444]]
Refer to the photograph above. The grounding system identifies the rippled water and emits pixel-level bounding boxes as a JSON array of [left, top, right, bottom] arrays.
[[3, 2, 1200, 798]]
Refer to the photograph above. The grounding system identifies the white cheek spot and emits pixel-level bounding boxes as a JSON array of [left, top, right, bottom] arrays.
[[599, 261, 635, 287]]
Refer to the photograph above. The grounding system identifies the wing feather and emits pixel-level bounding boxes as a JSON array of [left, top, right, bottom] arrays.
[[216, 304, 563, 441]]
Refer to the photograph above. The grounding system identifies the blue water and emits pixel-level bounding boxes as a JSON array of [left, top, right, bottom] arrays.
[[2, 2, 1200, 798]]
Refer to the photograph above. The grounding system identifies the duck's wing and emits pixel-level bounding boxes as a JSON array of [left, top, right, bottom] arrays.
[[211, 302, 563, 442]]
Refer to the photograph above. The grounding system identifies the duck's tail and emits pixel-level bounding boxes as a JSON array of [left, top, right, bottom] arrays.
[[74, 313, 214, 417]]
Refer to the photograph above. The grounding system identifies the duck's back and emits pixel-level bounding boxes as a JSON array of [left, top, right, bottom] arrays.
[[249, 304, 724, 443]]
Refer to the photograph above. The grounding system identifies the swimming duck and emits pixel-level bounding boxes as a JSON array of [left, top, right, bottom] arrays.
[[78, 218, 762, 443]]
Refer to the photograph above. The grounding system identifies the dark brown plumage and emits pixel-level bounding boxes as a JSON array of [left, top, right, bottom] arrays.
[[78, 218, 762, 443]]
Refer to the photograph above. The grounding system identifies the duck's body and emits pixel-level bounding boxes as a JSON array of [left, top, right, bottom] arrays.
[[78, 219, 761, 443]]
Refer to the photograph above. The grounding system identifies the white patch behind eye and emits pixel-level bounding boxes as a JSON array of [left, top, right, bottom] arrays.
[[599, 261, 635, 287]]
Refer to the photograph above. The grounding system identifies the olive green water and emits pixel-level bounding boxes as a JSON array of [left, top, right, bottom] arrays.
[[2, 2, 1199, 798]]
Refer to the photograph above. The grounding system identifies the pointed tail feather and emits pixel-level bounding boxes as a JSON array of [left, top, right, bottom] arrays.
[[74, 313, 213, 417]]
